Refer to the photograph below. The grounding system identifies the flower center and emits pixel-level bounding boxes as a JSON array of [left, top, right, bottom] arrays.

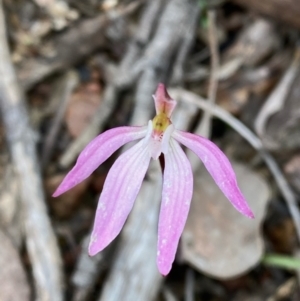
[[152, 113, 171, 140], [144, 113, 174, 160]]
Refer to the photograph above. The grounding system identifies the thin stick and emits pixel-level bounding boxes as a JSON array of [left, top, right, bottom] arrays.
[[197, 9, 219, 138], [254, 49, 300, 137], [184, 268, 195, 301], [41, 70, 78, 170], [71, 236, 113, 301], [171, 3, 200, 85], [0, 2, 63, 300], [188, 9, 219, 169]]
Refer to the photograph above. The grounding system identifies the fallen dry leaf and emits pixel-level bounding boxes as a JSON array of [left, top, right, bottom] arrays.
[[181, 161, 270, 279], [266, 218, 296, 253], [0, 229, 30, 301], [46, 174, 91, 218], [218, 85, 250, 115], [65, 80, 102, 138]]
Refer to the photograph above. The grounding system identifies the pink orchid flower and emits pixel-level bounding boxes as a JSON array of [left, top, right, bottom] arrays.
[[53, 83, 254, 275]]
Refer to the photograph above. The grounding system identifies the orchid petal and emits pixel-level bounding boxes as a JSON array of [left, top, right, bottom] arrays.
[[157, 139, 193, 275], [53, 126, 147, 197], [88, 139, 151, 255], [161, 124, 174, 155], [173, 130, 254, 218]]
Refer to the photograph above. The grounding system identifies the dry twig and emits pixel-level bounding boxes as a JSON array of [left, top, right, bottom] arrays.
[[184, 268, 195, 301], [0, 164, 22, 246], [41, 70, 79, 169], [163, 286, 178, 301], [170, 2, 200, 85], [207, 10, 219, 123], [267, 278, 297, 301], [197, 9, 219, 139], [71, 236, 114, 301], [188, 9, 219, 169], [0, 2, 63, 300], [255, 49, 300, 137]]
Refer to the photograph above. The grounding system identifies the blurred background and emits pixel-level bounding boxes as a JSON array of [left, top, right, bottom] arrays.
[[0, 0, 300, 300]]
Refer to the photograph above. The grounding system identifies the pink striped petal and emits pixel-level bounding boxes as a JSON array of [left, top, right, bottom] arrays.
[[88, 139, 151, 256], [53, 126, 147, 197], [157, 139, 193, 275], [173, 130, 254, 218]]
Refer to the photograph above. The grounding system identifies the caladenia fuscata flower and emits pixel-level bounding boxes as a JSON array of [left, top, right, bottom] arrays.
[[53, 83, 254, 275]]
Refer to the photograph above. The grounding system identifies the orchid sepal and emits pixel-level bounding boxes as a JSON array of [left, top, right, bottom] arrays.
[[53, 126, 147, 197], [173, 130, 254, 219]]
